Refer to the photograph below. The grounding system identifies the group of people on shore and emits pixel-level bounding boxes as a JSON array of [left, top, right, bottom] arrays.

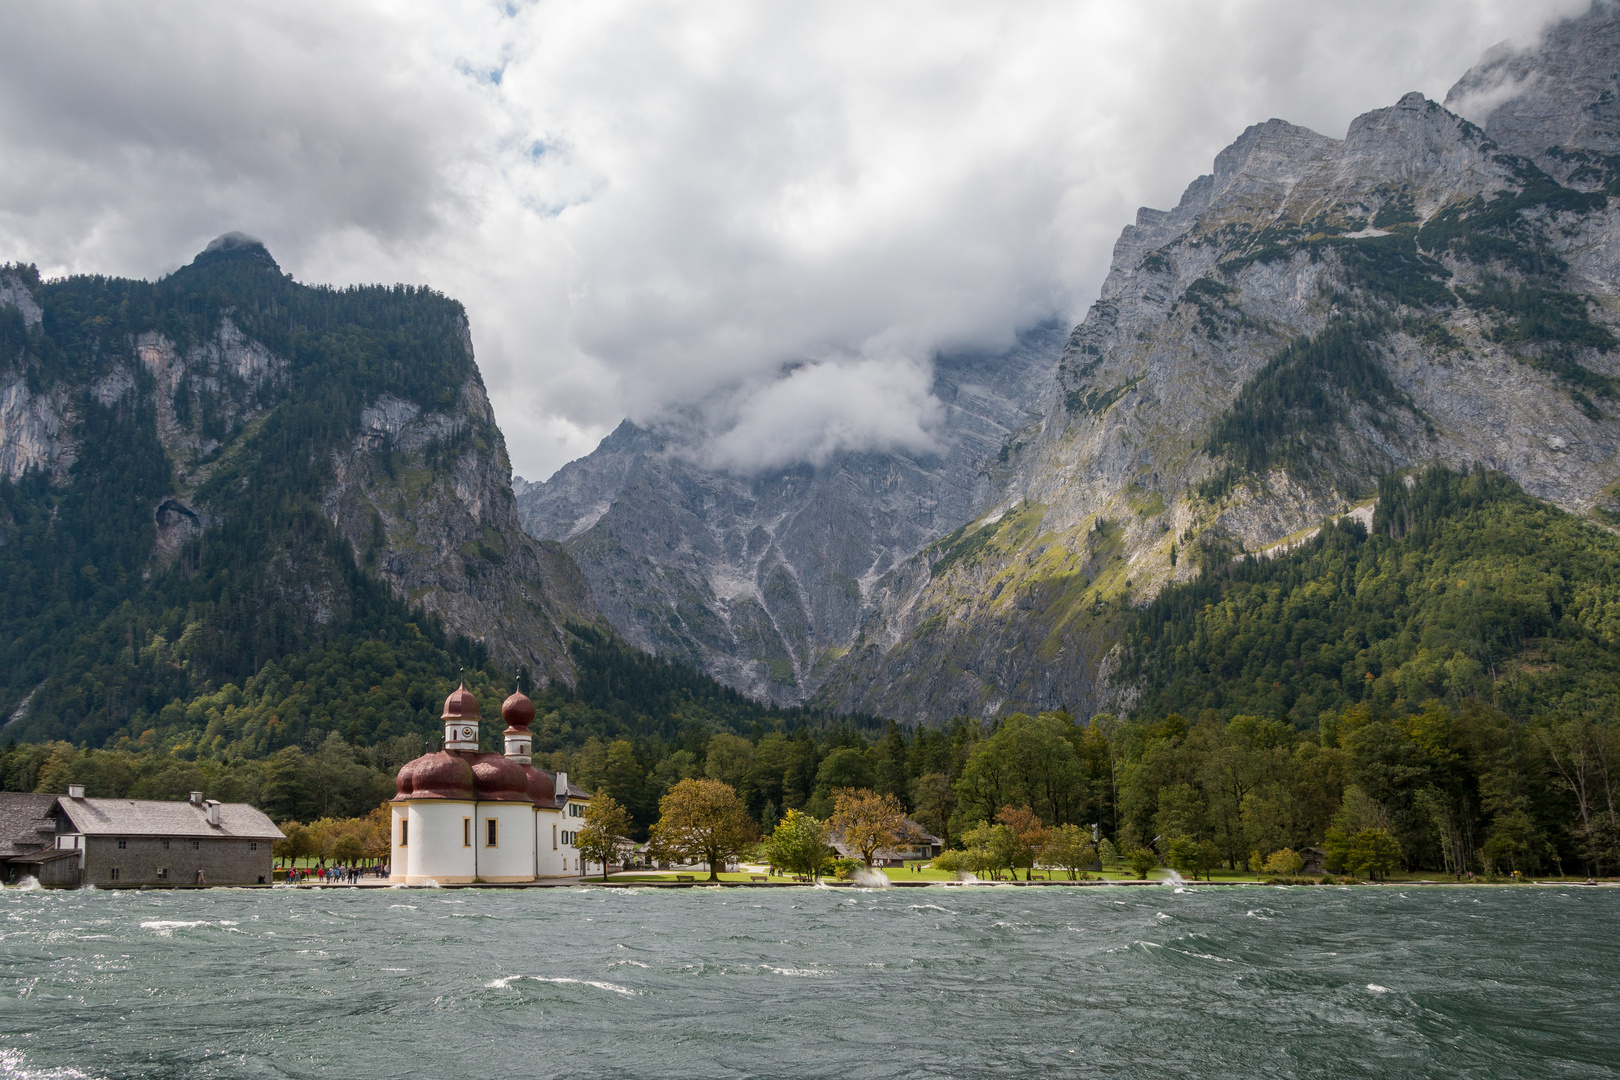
[[282, 864, 388, 885]]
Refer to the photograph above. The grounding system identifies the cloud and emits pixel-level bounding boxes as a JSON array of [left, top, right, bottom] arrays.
[[0, 0, 1592, 479], [695, 355, 946, 473]]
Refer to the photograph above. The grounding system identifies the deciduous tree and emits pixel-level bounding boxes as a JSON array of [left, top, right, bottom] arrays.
[[760, 809, 834, 880], [1041, 823, 1097, 880], [996, 805, 1051, 880], [576, 793, 634, 881], [1348, 828, 1402, 880], [829, 788, 916, 869], [648, 779, 757, 882]]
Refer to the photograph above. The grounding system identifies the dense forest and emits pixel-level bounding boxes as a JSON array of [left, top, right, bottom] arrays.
[[7, 469, 1619, 877]]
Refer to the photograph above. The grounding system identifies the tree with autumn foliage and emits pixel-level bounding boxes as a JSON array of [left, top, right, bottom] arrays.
[[576, 793, 634, 881], [996, 804, 1051, 880], [828, 788, 918, 869], [648, 778, 757, 882]]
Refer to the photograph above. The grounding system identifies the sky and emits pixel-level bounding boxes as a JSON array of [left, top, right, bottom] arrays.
[[0, 0, 1591, 481]]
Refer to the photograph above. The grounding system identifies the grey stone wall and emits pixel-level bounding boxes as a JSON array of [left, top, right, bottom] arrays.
[[84, 835, 274, 887]]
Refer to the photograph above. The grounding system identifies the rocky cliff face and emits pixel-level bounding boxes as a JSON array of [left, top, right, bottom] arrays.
[[515, 324, 1063, 703], [0, 239, 598, 738], [323, 376, 596, 686], [815, 1, 1620, 722]]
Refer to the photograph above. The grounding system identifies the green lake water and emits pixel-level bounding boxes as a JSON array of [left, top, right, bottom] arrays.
[[0, 882, 1615, 1079]]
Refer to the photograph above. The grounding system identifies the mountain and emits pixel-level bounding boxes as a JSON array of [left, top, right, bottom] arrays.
[[0, 235, 600, 749], [514, 322, 1064, 704], [814, 1, 1620, 723]]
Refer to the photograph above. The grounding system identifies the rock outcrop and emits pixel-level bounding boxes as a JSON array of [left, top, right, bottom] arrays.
[[324, 377, 597, 686]]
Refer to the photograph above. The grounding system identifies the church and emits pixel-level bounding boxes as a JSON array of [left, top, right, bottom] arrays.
[[389, 683, 591, 884]]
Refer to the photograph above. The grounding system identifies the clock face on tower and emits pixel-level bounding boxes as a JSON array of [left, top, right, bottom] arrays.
[[460, 727, 474, 741]]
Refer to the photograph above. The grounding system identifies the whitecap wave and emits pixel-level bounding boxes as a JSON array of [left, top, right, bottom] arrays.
[[760, 964, 830, 977], [1367, 983, 1391, 994], [486, 975, 636, 995], [138, 920, 211, 936], [0, 1047, 92, 1078]]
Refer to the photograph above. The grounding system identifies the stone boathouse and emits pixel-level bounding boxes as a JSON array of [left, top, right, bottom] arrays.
[[0, 788, 283, 887]]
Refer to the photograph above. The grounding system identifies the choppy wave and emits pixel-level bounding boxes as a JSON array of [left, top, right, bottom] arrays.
[[486, 975, 636, 996], [0, 882, 1613, 1078], [0, 1048, 93, 1079], [137, 920, 243, 936]]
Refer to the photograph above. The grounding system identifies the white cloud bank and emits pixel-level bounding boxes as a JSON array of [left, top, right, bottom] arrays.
[[0, 0, 1591, 478]]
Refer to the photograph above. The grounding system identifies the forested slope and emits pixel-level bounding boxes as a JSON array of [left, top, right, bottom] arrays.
[[0, 235, 597, 752]]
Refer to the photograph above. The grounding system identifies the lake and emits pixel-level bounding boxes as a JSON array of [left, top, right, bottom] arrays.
[[1, 882, 1615, 1079]]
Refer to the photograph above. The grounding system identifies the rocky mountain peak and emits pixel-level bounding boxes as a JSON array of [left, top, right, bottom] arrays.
[[1446, 0, 1620, 159], [813, 13, 1620, 723], [1211, 118, 1340, 195], [189, 231, 281, 274]]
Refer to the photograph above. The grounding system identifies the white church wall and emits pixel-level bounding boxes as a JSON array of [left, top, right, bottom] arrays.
[[535, 809, 572, 877], [397, 801, 477, 884], [476, 802, 536, 882]]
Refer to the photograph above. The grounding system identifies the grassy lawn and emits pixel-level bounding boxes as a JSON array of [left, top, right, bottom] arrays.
[[601, 871, 810, 884], [599, 865, 1273, 885]]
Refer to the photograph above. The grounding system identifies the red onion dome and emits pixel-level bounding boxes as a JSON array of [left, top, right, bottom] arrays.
[[501, 689, 535, 731], [442, 682, 480, 720], [471, 753, 533, 803], [522, 764, 556, 806], [394, 751, 476, 801]]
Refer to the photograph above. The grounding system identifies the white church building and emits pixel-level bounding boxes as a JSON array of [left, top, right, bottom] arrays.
[[390, 683, 591, 884]]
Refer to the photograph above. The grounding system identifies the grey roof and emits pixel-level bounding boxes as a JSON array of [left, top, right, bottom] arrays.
[[0, 793, 61, 859], [55, 798, 284, 840], [558, 778, 592, 801], [7, 847, 79, 866]]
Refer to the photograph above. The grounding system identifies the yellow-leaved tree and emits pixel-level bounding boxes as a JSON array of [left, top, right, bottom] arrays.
[[828, 788, 917, 869], [648, 779, 756, 882], [575, 793, 633, 881]]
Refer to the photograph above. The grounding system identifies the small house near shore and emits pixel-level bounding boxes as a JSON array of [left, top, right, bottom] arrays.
[[830, 818, 944, 867], [0, 788, 282, 888]]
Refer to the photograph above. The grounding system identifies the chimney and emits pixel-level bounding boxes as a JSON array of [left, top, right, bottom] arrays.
[[206, 801, 221, 826], [556, 772, 568, 801], [189, 791, 204, 806], [67, 784, 84, 799]]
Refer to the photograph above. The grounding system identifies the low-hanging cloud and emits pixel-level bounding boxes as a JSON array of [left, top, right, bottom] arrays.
[[0, 0, 1592, 480], [696, 356, 946, 474]]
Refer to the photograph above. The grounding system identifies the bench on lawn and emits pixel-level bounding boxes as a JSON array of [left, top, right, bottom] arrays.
[[750, 874, 769, 882], [676, 874, 694, 882]]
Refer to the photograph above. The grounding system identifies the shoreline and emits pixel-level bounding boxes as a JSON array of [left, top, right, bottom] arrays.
[[10, 874, 1618, 892]]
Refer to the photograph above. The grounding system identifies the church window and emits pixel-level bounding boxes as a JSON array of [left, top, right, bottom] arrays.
[[162, 840, 170, 850], [117, 839, 127, 849], [463, 818, 472, 847], [108, 868, 120, 881], [400, 820, 409, 846], [192, 840, 200, 850], [250, 843, 258, 852], [157, 868, 167, 879], [552, 823, 557, 851], [486, 819, 498, 847]]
